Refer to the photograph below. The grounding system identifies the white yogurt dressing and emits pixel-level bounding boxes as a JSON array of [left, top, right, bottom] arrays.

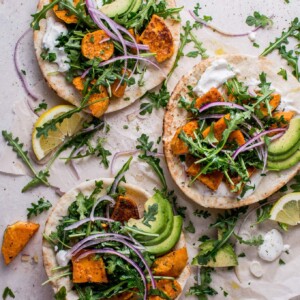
[[56, 250, 71, 266], [250, 260, 263, 278], [95, 0, 103, 8], [258, 229, 286, 262], [281, 97, 300, 114], [193, 58, 237, 96], [248, 31, 257, 42], [42, 17, 70, 72]]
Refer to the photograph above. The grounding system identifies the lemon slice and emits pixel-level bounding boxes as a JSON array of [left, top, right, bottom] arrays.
[[269, 192, 300, 226], [32, 105, 85, 160]]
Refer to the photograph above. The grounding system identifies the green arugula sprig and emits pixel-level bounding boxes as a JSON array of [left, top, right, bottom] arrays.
[[54, 286, 67, 300], [2, 131, 50, 191], [2, 287, 15, 300], [27, 198, 52, 218], [246, 11, 273, 28], [142, 203, 159, 227], [234, 233, 264, 246]]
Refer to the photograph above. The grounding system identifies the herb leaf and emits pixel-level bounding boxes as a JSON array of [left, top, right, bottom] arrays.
[[185, 221, 196, 233], [277, 68, 288, 80], [2, 287, 15, 300], [143, 203, 159, 227], [246, 11, 273, 28], [27, 198, 52, 218], [234, 233, 264, 246], [54, 286, 67, 300]]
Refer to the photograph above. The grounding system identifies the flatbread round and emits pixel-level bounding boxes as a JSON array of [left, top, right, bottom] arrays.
[[163, 55, 300, 209], [43, 178, 190, 299], [33, 0, 180, 114]]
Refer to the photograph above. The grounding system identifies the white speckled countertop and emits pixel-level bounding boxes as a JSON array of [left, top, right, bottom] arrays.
[[0, 0, 300, 299]]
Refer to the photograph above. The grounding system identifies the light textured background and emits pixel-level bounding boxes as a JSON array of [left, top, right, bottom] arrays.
[[0, 0, 300, 299]]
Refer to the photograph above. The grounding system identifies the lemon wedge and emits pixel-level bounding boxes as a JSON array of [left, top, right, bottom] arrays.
[[32, 105, 85, 160], [269, 192, 300, 226]]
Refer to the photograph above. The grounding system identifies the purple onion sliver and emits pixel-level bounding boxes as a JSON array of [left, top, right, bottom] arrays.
[[146, 151, 164, 158], [110, 150, 139, 176], [199, 102, 246, 113], [190, 10, 262, 37], [243, 132, 285, 151], [198, 114, 226, 120], [70, 160, 80, 180], [232, 128, 287, 160], [110, 171, 126, 195], [81, 67, 91, 78], [77, 248, 148, 300], [90, 195, 115, 221], [64, 216, 115, 231], [99, 37, 111, 44], [14, 29, 39, 101]]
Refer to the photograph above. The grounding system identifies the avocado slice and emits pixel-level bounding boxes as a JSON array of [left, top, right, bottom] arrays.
[[145, 215, 183, 256], [131, 0, 142, 12], [192, 240, 238, 267], [268, 118, 300, 156], [268, 148, 300, 171], [127, 192, 169, 240], [268, 138, 300, 162], [142, 200, 174, 246], [100, 0, 134, 18]]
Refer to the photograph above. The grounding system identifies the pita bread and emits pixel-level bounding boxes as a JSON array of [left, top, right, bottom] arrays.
[[33, 0, 180, 114], [43, 178, 190, 299], [163, 55, 300, 209]]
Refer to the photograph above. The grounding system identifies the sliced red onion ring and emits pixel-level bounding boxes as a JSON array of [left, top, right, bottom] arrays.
[[64, 216, 115, 231], [126, 103, 153, 122], [90, 195, 115, 221], [110, 171, 126, 195], [199, 114, 226, 120], [232, 128, 287, 160], [14, 29, 39, 101], [72, 237, 156, 288], [146, 151, 164, 158], [99, 37, 111, 44], [70, 160, 80, 180], [190, 10, 262, 37], [77, 248, 148, 300]]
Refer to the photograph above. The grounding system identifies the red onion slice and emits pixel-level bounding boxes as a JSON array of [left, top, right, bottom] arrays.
[[110, 150, 139, 176], [14, 29, 39, 101], [110, 171, 126, 195], [77, 248, 148, 300], [199, 114, 226, 120], [232, 128, 287, 160], [64, 216, 115, 231], [190, 10, 262, 37], [90, 195, 115, 221], [72, 237, 156, 288]]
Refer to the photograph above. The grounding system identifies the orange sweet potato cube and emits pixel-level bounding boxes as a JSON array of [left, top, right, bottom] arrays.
[[111, 196, 139, 223], [171, 121, 199, 155], [149, 279, 182, 300], [260, 94, 281, 116], [186, 163, 224, 191], [152, 248, 188, 278], [72, 253, 108, 283], [228, 130, 246, 146], [1, 221, 40, 265], [202, 114, 231, 141], [195, 88, 224, 109]]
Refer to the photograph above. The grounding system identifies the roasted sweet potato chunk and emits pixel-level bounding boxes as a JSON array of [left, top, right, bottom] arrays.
[[81, 30, 114, 60], [195, 88, 224, 109], [111, 196, 139, 223], [186, 163, 224, 191], [72, 77, 110, 118], [228, 130, 246, 146], [226, 166, 256, 193], [149, 279, 182, 300], [53, 0, 80, 24], [171, 121, 199, 155], [152, 248, 188, 278], [202, 114, 231, 141], [271, 111, 295, 128], [111, 70, 131, 98], [140, 15, 174, 63], [72, 252, 108, 283], [260, 94, 281, 116], [1, 221, 39, 265]]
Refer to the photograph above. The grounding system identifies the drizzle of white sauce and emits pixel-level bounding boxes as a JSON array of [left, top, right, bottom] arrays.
[[248, 32, 256, 42], [56, 250, 71, 266], [281, 97, 300, 114], [249, 260, 263, 278], [193, 59, 237, 96], [95, 0, 103, 8], [42, 17, 70, 72], [258, 229, 284, 262]]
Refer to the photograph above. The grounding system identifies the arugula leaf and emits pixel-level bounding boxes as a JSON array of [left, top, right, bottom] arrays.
[[279, 258, 286, 265], [246, 11, 273, 28], [189, 31, 208, 59], [234, 233, 264, 246], [34, 102, 48, 113], [76, 192, 87, 220], [2, 287, 15, 300], [142, 203, 159, 227], [54, 286, 67, 300], [27, 198, 52, 218], [290, 174, 300, 191], [187, 267, 218, 300], [279, 46, 299, 81], [255, 203, 272, 224], [139, 83, 170, 115], [185, 221, 196, 233], [2, 131, 50, 190], [194, 210, 211, 219], [277, 68, 288, 80], [149, 288, 171, 300], [31, 0, 60, 30], [261, 17, 300, 56]]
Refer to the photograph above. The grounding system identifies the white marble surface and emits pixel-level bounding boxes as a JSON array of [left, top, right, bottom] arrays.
[[0, 0, 300, 299]]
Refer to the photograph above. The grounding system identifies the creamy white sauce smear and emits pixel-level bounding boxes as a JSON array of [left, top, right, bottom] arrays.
[[250, 260, 263, 278], [248, 32, 257, 42], [193, 58, 237, 96], [56, 250, 71, 266], [42, 17, 70, 72], [258, 229, 285, 262]]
